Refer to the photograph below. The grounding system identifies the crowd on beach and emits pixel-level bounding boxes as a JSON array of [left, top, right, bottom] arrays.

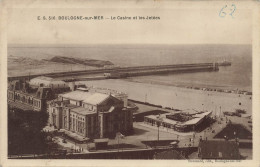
[[185, 86, 252, 96]]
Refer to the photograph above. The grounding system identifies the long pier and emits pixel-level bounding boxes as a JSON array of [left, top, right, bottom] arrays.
[[8, 63, 219, 81]]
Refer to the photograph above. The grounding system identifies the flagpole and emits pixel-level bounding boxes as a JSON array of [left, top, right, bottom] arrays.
[[158, 122, 160, 141], [118, 135, 119, 153]]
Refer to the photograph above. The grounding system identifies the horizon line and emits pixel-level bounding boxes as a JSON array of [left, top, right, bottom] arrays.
[[7, 43, 252, 48]]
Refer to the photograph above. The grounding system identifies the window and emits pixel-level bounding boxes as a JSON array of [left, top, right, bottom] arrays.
[[63, 119, 66, 128]]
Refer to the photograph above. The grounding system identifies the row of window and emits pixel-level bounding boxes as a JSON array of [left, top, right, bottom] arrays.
[[34, 100, 41, 108], [10, 91, 41, 108], [70, 114, 85, 121], [70, 118, 95, 135]]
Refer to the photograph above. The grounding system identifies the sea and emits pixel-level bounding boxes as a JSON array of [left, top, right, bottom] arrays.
[[8, 44, 252, 91]]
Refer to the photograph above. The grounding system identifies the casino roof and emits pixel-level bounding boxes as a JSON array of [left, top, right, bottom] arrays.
[[83, 93, 110, 105], [71, 107, 96, 115], [60, 91, 112, 106], [60, 90, 93, 101]]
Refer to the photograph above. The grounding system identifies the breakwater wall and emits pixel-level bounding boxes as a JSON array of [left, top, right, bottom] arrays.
[[8, 63, 219, 81], [117, 65, 217, 78]]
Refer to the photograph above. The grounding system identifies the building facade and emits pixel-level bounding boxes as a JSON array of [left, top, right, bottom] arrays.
[[48, 90, 133, 139], [8, 80, 55, 111]]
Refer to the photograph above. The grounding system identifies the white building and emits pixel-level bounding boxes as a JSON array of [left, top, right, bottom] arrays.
[[29, 76, 69, 90]]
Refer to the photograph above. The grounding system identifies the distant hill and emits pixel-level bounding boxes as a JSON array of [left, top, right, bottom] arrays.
[[8, 55, 45, 66], [46, 56, 114, 67]]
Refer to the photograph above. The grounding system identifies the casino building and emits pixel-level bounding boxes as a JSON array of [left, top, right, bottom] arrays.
[[8, 76, 134, 140], [48, 89, 134, 139]]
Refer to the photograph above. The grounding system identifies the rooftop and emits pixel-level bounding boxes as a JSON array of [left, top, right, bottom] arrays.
[[65, 103, 78, 108], [199, 140, 240, 159], [145, 114, 178, 125], [30, 76, 67, 86], [83, 93, 110, 105], [71, 107, 96, 115], [145, 111, 212, 126], [178, 117, 203, 125], [182, 109, 203, 115], [60, 90, 93, 101], [154, 150, 185, 159], [13, 90, 37, 97], [33, 76, 53, 81], [194, 111, 212, 118]]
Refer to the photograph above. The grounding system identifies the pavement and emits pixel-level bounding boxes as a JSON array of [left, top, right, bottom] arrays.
[[52, 136, 89, 153]]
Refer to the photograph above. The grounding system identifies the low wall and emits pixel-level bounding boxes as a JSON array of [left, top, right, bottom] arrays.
[[9, 147, 199, 159]]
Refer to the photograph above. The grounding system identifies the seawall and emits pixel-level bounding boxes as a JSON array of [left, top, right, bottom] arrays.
[[8, 63, 219, 81]]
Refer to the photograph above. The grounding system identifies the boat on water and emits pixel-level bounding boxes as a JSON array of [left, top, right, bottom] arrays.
[[218, 60, 231, 66]]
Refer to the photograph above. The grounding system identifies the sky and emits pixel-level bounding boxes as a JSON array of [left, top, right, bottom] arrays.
[[7, 2, 252, 45]]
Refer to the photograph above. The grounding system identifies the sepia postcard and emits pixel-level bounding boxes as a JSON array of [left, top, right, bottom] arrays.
[[0, 0, 260, 167]]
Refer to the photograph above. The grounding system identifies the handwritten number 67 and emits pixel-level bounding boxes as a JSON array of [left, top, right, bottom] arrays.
[[219, 4, 236, 18]]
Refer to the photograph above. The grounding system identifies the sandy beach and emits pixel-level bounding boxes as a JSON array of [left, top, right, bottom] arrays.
[[83, 79, 252, 116], [124, 76, 252, 92]]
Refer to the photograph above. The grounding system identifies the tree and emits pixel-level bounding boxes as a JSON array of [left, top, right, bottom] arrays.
[[8, 107, 49, 155]]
